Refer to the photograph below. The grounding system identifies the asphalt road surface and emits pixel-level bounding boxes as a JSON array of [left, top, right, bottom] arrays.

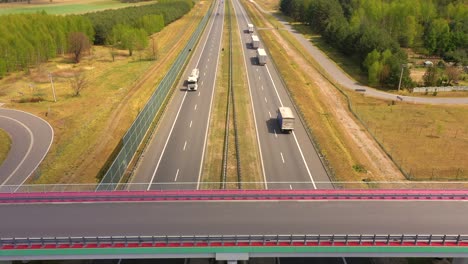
[[232, 0, 331, 190], [1, 200, 467, 237], [130, 0, 225, 190], [0, 108, 53, 190]]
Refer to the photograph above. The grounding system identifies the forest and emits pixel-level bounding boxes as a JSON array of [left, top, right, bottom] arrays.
[[0, 0, 192, 78], [280, 0, 467, 88]]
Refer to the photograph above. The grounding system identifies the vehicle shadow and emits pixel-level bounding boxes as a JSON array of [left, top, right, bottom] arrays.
[[249, 56, 258, 65], [180, 80, 188, 91], [265, 118, 280, 134]]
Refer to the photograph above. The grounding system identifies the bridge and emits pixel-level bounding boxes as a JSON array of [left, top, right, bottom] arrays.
[[1, 189, 468, 262]]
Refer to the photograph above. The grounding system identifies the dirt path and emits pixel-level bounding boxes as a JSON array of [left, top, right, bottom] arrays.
[[248, 1, 405, 181]]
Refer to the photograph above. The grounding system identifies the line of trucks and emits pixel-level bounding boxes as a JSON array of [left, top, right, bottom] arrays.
[[186, 23, 294, 132], [247, 24, 267, 66]]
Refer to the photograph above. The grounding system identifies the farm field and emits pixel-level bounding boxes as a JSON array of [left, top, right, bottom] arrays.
[[0, 0, 154, 15], [350, 93, 468, 181], [0, 0, 211, 184]]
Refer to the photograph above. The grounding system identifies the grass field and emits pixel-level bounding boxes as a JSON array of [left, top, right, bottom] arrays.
[[0, 0, 153, 15], [0, 129, 11, 166], [0, 0, 210, 184], [350, 93, 468, 181]]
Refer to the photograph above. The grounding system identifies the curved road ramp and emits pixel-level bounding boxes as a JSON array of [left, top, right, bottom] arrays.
[[0, 108, 53, 190]]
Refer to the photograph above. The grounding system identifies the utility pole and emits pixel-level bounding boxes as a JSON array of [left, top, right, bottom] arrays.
[[48, 72, 57, 102], [398, 64, 406, 92]]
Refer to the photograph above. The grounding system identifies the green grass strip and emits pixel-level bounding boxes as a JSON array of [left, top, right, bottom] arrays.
[[2, 246, 468, 257]]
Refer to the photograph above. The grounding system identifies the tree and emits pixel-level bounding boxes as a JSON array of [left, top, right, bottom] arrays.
[[69, 71, 88, 96], [445, 66, 461, 85], [109, 24, 147, 56], [423, 66, 439, 86], [68, 32, 91, 63]]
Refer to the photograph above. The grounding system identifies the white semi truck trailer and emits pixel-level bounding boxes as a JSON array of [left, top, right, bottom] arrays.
[[277, 107, 295, 133], [251, 35, 259, 49], [257, 48, 267, 65], [187, 68, 199, 91]]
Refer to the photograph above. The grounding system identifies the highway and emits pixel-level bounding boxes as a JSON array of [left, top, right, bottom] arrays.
[[130, 0, 224, 190], [231, 0, 331, 190], [0, 108, 53, 189], [1, 199, 467, 237]]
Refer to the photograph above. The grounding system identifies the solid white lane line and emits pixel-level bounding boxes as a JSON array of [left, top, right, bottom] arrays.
[[174, 169, 180, 181], [265, 62, 316, 189], [147, 0, 218, 188], [194, 104, 198, 110], [293, 131, 317, 189], [280, 152, 285, 163], [274, 129, 277, 138], [0, 115, 34, 186], [183, 141, 187, 151], [147, 92, 188, 190], [197, 0, 225, 190], [190, 120, 193, 128], [265, 66, 284, 106], [232, 0, 267, 189]]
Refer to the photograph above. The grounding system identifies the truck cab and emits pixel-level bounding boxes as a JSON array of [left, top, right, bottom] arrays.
[[187, 68, 199, 91], [247, 23, 254, 33]]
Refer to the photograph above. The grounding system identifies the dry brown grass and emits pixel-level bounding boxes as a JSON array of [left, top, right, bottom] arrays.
[[0, 0, 211, 184], [350, 93, 468, 181], [0, 129, 11, 165], [250, 0, 279, 12]]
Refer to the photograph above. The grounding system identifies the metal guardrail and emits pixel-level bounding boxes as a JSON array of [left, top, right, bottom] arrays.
[[1, 189, 468, 203], [3, 182, 468, 193], [1, 234, 467, 249]]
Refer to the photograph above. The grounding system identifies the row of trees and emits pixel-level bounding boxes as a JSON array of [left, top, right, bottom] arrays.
[[0, 13, 94, 78], [0, 0, 193, 78], [280, 0, 467, 88], [84, 0, 192, 45]]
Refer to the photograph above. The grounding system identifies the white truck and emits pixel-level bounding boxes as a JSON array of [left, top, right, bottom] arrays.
[[257, 48, 267, 65], [247, 23, 254, 33], [187, 68, 199, 91], [251, 35, 259, 49], [277, 107, 295, 133]]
